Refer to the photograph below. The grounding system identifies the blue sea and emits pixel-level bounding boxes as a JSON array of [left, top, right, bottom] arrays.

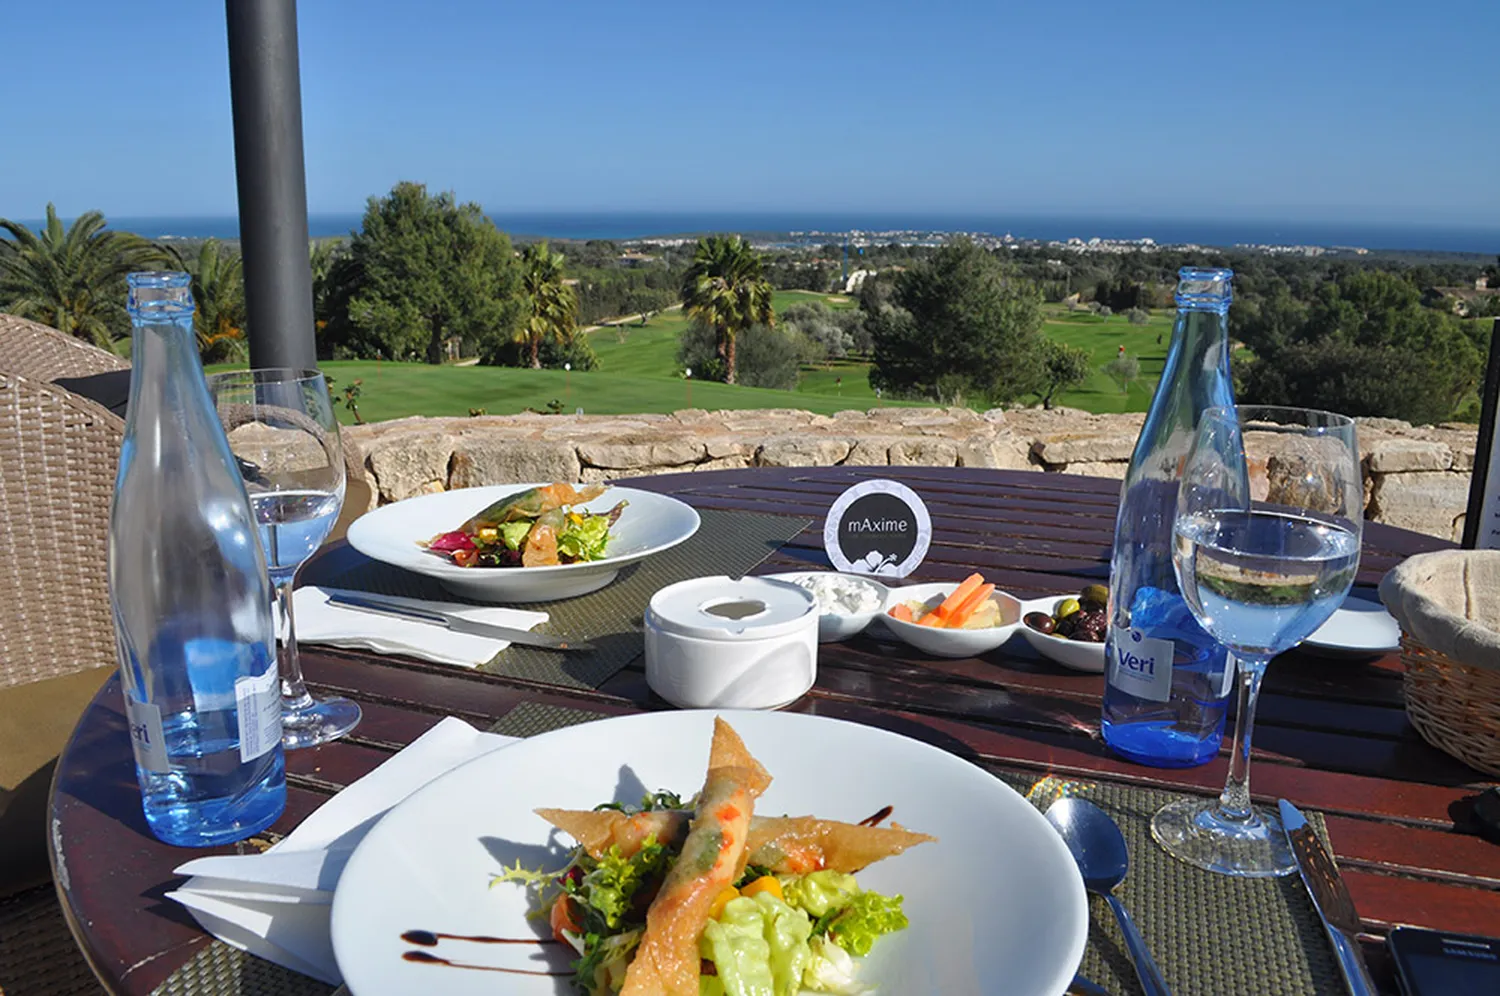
[[28, 211, 1500, 255]]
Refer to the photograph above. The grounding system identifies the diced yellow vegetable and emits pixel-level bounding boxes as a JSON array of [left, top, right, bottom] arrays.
[[708, 885, 740, 920], [738, 875, 783, 901]]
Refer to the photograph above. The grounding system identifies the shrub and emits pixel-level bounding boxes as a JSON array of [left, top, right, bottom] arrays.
[[676, 320, 801, 390], [1126, 307, 1150, 325]]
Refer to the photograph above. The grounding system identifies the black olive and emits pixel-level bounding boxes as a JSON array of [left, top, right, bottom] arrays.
[[1025, 612, 1056, 634]]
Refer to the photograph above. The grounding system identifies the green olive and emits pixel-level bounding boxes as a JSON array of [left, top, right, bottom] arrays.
[[1080, 584, 1109, 607], [1055, 597, 1081, 620]]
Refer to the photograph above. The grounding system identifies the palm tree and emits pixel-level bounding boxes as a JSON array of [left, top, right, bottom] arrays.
[[185, 240, 248, 362], [0, 204, 161, 349], [516, 241, 578, 369], [155, 238, 249, 362], [679, 235, 774, 384]]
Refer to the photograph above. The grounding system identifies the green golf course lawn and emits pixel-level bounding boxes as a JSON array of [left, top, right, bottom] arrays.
[[212, 296, 1177, 423]]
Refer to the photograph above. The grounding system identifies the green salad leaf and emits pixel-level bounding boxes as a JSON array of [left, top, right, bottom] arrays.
[[825, 891, 908, 957], [557, 512, 612, 562], [700, 894, 813, 996], [576, 834, 671, 933], [498, 520, 533, 551], [781, 870, 858, 917], [803, 935, 871, 995]]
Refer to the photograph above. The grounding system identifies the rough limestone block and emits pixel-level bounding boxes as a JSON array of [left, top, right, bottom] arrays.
[[1031, 433, 1137, 466], [577, 435, 706, 469], [1369, 471, 1470, 541], [363, 431, 456, 502], [449, 438, 581, 487], [756, 436, 853, 467], [956, 434, 1038, 470], [691, 455, 752, 473], [887, 438, 960, 466], [1367, 439, 1453, 473], [703, 436, 748, 460], [1058, 461, 1129, 480], [845, 437, 902, 466]]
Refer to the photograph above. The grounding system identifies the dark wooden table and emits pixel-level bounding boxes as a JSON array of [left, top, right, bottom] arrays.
[[50, 466, 1497, 995]]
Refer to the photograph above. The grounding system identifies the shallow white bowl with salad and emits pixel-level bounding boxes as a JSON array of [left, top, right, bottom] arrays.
[[345, 483, 701, 602], [329, 709, 1088, 996]]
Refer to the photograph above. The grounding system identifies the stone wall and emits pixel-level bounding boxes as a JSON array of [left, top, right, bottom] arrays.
[[344, 407, 1478, 542]]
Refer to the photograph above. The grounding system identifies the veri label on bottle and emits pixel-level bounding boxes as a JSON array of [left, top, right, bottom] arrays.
[[1107, 625, 1174, 703], [125, 696, 169, 773], [236, 669, 282, 762]]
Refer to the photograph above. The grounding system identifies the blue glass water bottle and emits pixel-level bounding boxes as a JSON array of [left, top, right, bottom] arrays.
[[1100, 268, 1239, 767], [108, 272, 286, 846]]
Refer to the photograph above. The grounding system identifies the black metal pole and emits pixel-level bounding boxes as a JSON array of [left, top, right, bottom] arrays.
[[1462, 317, 1500, 548], [226, 0, 318, 371]]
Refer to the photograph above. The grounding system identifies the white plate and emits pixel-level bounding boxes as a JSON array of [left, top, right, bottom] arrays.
[[345, 484, 701, 602], [330, 710, 1088, 996], [1019, 597, 1107, 673], [1300, 592, 1402, 658]]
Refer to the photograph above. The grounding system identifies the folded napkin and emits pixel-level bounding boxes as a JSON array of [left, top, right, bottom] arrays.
[[168, 716, 518, 984], [287, 585, 549, 667]]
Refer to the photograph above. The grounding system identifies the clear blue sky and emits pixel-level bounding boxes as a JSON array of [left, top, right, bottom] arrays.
[[2, 0, 1496, 227]]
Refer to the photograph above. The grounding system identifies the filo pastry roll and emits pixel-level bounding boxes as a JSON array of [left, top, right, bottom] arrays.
[[619, 717, 771, 996], [535, 807, 934, 875]]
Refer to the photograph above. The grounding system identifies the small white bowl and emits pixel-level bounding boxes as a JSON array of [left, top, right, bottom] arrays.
[[764, 572, 890, 642], [882, 582, 1023, 658], [644, 576, 819, 709], [1019, 596, 1107, 673]]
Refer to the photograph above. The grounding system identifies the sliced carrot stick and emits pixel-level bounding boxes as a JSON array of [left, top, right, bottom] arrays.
[[947, 583, 995, 629], [918, 573, 984, 626], [888, 603, 914, 623]]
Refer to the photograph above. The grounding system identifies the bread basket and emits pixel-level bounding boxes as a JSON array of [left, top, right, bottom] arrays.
[[1380, 550, 1500, 777]]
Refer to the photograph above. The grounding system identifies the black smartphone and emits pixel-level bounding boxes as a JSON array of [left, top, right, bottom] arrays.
[[1388, 926, 1500, 995]]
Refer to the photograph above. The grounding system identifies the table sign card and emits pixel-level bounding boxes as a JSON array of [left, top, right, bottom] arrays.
[[823, 479, 931, 577], [1462, 318, 1500, 549]]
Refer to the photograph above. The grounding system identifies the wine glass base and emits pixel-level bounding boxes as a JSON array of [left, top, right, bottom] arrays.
[[281, 695, 362, 751], [1150, 797, 1297, 878]]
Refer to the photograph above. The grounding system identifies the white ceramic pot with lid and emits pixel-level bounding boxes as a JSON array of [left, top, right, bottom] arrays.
[[644, 575, 819, 709]]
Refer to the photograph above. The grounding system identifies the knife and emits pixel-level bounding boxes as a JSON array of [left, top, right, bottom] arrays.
[[1279, 799, 1377, 996], [325, 591, 593, 652]]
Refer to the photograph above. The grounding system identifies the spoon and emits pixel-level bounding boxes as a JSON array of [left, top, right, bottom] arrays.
[[1046, 797, 1173, 996]]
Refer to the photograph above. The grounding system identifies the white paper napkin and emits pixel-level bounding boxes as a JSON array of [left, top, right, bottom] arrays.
[[287, 585, 549, 667], [168, 716, 518, 984]]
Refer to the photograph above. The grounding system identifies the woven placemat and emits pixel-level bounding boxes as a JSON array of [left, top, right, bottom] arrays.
[[148, 942, 333, 996], [488, 701, 613, 738], [308, 508, 810, 690], [1008, 774, 1343, 996]]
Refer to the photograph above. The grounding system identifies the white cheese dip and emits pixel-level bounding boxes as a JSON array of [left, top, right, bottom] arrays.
[[792, 573, 883, 615]]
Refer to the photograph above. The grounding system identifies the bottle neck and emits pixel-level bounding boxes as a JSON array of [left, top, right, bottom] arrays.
[[126, 312, 203, 432]]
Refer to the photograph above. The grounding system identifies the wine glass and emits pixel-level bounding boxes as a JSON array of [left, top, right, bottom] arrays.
[[207, 368, 362, 750], [1151, 405, 1361, 877]]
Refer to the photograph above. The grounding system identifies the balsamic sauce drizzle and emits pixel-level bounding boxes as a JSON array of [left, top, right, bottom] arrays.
[[400, 929, 568, 976], [858, 804, 894, 827]]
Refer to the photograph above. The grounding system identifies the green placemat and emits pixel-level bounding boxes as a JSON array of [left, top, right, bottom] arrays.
[[488, 701, 614, 737], [312, 508, 811, 690], [1009, 775, 1344, 996], [149, 942, 334, 996]]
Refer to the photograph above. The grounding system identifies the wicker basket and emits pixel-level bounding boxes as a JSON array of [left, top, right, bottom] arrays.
[[1381, 551, 1500, 778]]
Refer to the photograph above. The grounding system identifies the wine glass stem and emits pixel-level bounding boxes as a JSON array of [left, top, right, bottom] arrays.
[[274, 574, 314, 711], [1215, 655, 1269, 823]]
